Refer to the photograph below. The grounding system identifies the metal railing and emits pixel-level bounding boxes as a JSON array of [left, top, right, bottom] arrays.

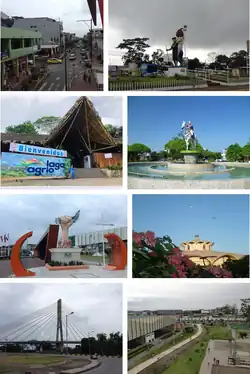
[[109, 78, 204, 91]]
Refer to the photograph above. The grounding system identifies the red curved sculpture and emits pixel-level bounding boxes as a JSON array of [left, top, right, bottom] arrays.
[[104, 233, 127, 271], [10, 232, 36, 277]]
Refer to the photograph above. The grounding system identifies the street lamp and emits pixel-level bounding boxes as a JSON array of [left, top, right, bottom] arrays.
[[95, 216, 115, 266], [66, 312, 74, 356], [88, 331, 94, 357]]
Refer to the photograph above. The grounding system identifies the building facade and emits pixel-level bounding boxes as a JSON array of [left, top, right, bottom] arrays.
[[180, 235, 244, 266], [1, 26, 42, 88], [13, 17, 63, 54], [74, 226, 127, 254]]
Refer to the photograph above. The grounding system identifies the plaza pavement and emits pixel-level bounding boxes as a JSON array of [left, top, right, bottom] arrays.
[[128, 177, 250, 190], [10, 265, 127, 278], [1, 178, 122, 188], [128, 324, 203, 374]]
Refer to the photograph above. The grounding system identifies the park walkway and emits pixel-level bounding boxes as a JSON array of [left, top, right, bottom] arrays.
[[128, 324, 203, 374]]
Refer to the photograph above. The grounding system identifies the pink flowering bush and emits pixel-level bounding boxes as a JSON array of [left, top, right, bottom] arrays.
[[133, 231, 233, 278]]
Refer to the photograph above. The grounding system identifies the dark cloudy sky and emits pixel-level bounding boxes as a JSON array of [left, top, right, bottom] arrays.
[[1, 95, 123, 131], [128, 281, 250, 310], [1, 0, 101, 36], [0, 283, 122, 339], [108, 0, 249, 63], [0, 194, 127, 244]]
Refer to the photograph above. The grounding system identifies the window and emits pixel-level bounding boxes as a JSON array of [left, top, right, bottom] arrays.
[[11, 38, 22, 50]]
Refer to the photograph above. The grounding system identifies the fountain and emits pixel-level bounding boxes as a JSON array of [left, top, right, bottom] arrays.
[[128, 120, 250, 181]]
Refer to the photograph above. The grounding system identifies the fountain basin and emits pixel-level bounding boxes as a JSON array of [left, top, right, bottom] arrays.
[[166, 162, 215, 174]]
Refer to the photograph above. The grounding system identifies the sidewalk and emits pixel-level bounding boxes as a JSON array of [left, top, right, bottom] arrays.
[[70, 74, 97, 91]]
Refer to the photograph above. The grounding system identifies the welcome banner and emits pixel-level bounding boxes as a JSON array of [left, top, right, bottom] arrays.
[[1, 152, 71, 178], [9, 143, 67, 158]]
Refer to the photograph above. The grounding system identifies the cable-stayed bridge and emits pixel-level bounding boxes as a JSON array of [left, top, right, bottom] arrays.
[[0, 299, 89, 348]]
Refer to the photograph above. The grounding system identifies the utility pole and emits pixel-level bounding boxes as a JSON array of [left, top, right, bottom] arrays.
[[63, 35, 68, 91], [77, 19, 93, 64]]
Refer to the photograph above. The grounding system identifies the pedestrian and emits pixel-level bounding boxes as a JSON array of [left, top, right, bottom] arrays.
[[70, 165, 75, 180]]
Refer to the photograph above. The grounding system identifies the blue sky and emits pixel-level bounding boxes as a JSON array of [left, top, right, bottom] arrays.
[[128, 96, 250, 152], [133, 194, 249, 254]]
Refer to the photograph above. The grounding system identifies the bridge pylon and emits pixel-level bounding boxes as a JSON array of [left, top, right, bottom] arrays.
[[56, 299, 64, 352]]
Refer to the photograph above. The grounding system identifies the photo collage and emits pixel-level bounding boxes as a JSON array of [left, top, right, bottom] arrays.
[[0, 0, 250, 374]]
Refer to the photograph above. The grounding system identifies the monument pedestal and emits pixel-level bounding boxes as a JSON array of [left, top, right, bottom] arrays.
[[164, 67, 187, 77], [49, 248, 82, 263], [180, 150, 200, 164]]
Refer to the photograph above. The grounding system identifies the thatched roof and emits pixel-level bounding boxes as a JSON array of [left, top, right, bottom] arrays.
[[45, 97, 117, 156], [1, 133, 47, 145]]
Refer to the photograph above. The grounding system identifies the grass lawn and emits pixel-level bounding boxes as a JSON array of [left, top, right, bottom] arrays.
[[80, 254, 105, 262], [162, 325, 232, 374], [131, 330, 196, 368], [162, 340, 208, 374], [0, 355, 64, 365]]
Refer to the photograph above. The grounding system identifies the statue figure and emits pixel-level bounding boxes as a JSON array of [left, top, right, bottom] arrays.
[[55, 210, 80, 248], [176, 25, 187, 65], [181, 121, 197, 150]]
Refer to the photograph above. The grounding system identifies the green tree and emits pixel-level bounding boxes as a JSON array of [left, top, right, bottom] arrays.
[[104, 124, 118, 137], [128, 143, 151, 162], [5, 121, 38, 134], [116, 37, 150, 64], [34, 116, 61, 134], [226, 144, 244, 162], [223, 256, 249, 278], [242, 141, 250, 161], [240, 298, 250, 324], [164, 137, 186, 160]]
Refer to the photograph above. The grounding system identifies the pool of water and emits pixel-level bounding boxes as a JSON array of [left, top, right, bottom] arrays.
[[128, 163, 250, 180]]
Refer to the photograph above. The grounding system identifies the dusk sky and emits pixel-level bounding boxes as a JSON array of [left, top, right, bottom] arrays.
[[133, 194, 249, 254], [128, 96, 250, 152]]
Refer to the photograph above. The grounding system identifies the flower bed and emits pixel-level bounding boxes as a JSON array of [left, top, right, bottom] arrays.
[[46, 261, 89, 271], [133, 231, 234, 278]]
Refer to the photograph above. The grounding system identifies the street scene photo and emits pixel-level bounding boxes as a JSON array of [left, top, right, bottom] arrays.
[[0, 193, 127, 278], [1, 95, 123, 187], [0, 283, 123, 374], [128, 96, 250, 189], [1, 0, 103, 91], [108, 0, 249, 91], [127, 281, 250, 374], [132, 194, 249, 278]]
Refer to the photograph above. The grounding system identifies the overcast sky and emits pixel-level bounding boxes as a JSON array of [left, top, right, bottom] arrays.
[[0, 283, 122, 339], [1, 95, 123, 131], [108, 0, 249, 64], [0, 194, 127, 244], [128, 281, 250, 310], [1, 0, 101, 36]]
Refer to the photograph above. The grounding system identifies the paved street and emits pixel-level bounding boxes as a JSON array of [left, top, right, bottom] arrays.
[[38, 49, 99, 91], [0, 258, 44, 278], [89, 357, 122, 374]]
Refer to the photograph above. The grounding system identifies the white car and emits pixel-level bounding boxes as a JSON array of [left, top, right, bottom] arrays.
[[69, 54, 76, 60]]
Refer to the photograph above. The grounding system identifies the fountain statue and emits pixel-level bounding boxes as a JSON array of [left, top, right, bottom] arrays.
[[55, 210, 80, 248], [181, 121, 197, 150]]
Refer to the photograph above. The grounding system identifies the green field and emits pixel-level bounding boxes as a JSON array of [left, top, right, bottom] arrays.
[[80, 254, 106, 262], [130, 330, 196, 368], [162, 326, 232, 374], [0, 354, 65, 371]]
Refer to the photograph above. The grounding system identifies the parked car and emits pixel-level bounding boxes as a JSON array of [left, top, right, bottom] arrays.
[[47, 58, 62, 64], [91, 355, 98, 359]]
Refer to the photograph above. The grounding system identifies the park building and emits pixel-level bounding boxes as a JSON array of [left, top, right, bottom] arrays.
[[180, 234, 244, 266], [72, 226, 127, 255], [1, 13, 42, 89]]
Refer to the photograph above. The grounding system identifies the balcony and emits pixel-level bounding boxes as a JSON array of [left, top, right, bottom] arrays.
[[9, 45, 40, 59]]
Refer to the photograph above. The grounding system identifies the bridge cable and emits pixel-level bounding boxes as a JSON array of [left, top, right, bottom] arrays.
[[68, 322, 85, 340], [68, 322, 87, 339], [23, 313, 57, 342], [8, 312, 56, 342], [0, 311, 54, 341]]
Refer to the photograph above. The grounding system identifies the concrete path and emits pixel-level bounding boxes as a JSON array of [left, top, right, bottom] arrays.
[[128, 324, 203, 374], [9, 265, 127, 278], [1, 178, 122, 188]]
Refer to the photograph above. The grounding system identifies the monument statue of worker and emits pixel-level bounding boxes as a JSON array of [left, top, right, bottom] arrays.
[[181, 121, 197, 150], [55, 210, 80, 248], [167, 25, 187, 66]]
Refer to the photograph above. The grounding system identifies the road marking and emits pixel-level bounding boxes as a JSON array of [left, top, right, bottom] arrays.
[[38, 82, 47, 91], [56, 76, 60, 81], [48, 83, 55, 91]]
